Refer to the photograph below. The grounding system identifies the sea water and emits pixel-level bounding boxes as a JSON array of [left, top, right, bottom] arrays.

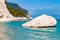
[[0, 19, 60, 40]]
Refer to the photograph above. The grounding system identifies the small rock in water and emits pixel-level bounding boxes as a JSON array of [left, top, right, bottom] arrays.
[[22, 14, 57, 28]]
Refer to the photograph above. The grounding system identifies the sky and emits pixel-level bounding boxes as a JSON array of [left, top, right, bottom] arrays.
[[7, 0, 60, 19]]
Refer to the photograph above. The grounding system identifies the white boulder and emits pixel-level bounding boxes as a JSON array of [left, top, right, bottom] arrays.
[[22, 14, 57, 28]]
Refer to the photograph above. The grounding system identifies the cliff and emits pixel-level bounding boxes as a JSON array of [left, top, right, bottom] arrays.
[[0, 0, 17, 22]]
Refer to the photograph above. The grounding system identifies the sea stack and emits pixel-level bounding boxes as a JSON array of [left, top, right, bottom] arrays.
[[22, 14, 57, 28], [0, 0, 17, 22]]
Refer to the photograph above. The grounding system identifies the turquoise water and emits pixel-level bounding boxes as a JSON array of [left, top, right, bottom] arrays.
[[0, 19, 60, 40]]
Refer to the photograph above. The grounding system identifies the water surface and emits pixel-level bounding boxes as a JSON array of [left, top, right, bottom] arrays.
[[0, 19, 60, 40]]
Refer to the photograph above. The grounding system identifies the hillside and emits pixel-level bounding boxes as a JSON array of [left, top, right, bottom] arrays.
[[5, 2, 31, 18]]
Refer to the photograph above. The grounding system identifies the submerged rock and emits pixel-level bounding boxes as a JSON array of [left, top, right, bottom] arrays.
[[22, 14, 57, 28], [0, 26, 13, 40]]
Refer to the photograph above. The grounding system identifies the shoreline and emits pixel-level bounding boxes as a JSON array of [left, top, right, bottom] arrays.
[[0, 17, 32, 22]]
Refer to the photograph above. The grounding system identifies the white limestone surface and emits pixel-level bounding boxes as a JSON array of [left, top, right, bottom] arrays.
[[0, 0, 17, 22], [22, 14, 57, 28]]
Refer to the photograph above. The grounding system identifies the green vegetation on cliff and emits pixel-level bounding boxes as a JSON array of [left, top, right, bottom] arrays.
[[5, 2, 28, 17]]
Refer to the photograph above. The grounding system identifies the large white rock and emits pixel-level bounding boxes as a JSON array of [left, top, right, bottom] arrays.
[[0, 0, 17, 22], [22, 14, 57, 28]]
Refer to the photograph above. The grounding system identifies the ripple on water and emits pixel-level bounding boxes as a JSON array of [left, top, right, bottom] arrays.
[[0, 21, 60, 40], [23, 27, 60, 40]]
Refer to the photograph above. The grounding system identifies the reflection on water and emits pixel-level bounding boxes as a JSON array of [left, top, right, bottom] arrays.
[[0, 22, 14, 40], [0, 20, 60, 40]]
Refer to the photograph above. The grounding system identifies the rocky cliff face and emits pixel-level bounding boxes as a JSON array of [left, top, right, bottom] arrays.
[[0, 0, 15, 19], [0, 0, 17, 22], [0, 0, 32, 22]]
